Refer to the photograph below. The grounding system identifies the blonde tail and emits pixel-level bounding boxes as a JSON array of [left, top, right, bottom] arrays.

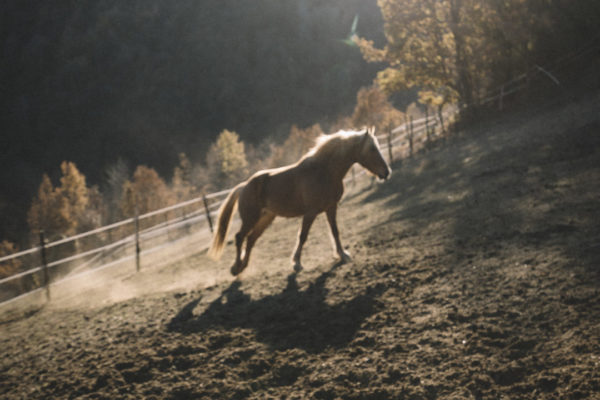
[[208, 184, 244, 260]]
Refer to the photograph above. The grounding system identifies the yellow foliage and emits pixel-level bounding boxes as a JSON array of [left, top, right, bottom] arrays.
[[27, 162, 94, 238], [418, 90, 444, 106], [358, 0, 496, 106], [270, 124, 323, 167], [352, 86, 404, 132], [355, 37, 386, 63], [58, 161, 89, 233], [121, 166, 175, 217], [27, 174, 70, 239], [207, 130, 249, 188], [172, 153, 196, 201]]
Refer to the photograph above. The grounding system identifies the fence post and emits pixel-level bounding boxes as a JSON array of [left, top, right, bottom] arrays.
[[181, 206, 191, 234], [135, 208, 140, 272], [39, 231, 50, 301], [387, 125, 393, 164], [409, 115, 414, 157], [203, 194, 214, 234], [425, 108, 430, 143], [164, 214, 173, 241]]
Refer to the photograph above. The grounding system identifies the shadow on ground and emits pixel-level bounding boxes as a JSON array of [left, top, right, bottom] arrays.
[[363, 107, 600, 278], [167, 265, 385, 353]]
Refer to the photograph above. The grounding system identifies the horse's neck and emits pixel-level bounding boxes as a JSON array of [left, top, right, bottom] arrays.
[[314, 142, 358, 182]]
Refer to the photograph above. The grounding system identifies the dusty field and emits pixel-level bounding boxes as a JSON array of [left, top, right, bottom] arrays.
[[1, 93, 600, 399]]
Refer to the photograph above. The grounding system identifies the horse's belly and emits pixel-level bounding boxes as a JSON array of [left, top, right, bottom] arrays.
[[263, 187, 335, 217], [263, 183, 313, 217], [264, 197, 305, 218], [261, 168, 339, 217]]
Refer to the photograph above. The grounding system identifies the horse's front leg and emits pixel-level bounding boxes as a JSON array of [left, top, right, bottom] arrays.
[[326, 205, 351, 263], [292, 213, 317, 273]]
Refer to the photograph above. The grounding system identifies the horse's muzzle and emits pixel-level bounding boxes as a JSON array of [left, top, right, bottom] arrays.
[[379, 168, 391, 180]]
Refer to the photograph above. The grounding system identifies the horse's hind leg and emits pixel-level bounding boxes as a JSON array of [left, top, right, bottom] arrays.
[[232, 229, 248, 276], [239, 212, 275, 272], [292, 213, 317, 273], [326, 205, 351, 263], [231, 205, 261, 276]]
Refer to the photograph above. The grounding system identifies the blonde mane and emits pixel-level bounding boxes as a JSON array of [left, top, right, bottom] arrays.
[[305, 129, 367, 160]]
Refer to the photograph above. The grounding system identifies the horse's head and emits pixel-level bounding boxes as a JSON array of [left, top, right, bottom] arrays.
[[357, 128, 391, 180]]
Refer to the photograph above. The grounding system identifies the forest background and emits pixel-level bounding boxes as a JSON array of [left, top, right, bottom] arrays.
[[1, 0, 598, 256]]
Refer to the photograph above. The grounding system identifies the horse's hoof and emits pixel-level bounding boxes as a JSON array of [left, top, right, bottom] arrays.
[[293, 262, 303, 273], [230, 264, 241, 276], [339, 251, 352, 264]]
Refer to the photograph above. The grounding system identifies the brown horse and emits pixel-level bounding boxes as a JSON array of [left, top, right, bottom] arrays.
[[208, 128, 391, 275]]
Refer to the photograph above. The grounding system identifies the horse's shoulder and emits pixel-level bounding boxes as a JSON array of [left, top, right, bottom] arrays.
[[297, 155, 324, 169]]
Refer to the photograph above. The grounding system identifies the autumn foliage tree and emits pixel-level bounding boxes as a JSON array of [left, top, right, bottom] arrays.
[[359, 0, 600, 113], [121, 166, 174, 217], [27, 162, 94, 239], [0, 240, 37, 296], [27, 174, 69, 239], [104, 159, 130, 223], [172, 153, 196, 202], [0, 240, 22, 279], [206, 130, 249, 189], [357, 0, 486, 108], [59, 161, 89, 232], [269, 124, 323, 167], [352, 86, 404, 133]]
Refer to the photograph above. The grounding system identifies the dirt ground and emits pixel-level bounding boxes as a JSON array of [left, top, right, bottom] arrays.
[[1, 92, 599, 399]]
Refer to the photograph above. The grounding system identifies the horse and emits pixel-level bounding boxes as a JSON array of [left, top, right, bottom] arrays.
[[208, 127, 391, 276]]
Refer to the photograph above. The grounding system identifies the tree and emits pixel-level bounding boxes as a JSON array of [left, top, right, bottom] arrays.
[[58, 161, 90, 234], [0, 240, 37, 296], [418, 89, 451, 133], [329, 115, 355, 134], [269, 124, 323, 167], [77, 185, 105, 232], [27, 174, 70, 239], [104, 158, 130, 223], [172, 153, 196, 202], [121, 166, 174, 217], [27, 162, 96, 239], [359, 0, 600, 113], [245, 141, 272, 177], [206, 130, 249, 189], [352, 86, 403, 132], [357, 0, 494, 109], [0, 240, 22, 279]]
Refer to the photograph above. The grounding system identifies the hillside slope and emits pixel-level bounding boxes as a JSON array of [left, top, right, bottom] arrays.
[[1, 93, 599, 399]]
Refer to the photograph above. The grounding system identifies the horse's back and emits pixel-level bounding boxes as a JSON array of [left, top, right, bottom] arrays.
[[247, 160, 340, 217]]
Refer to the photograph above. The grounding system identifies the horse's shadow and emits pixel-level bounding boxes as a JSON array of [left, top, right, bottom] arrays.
[[167, 265, 384, 353]]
